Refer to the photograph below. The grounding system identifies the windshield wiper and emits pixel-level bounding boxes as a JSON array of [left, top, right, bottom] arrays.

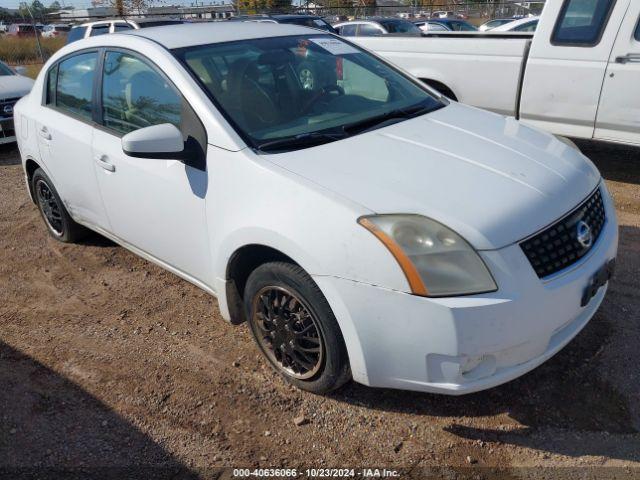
[[342, 101, 434, 136], [256, 131, 347, 152]]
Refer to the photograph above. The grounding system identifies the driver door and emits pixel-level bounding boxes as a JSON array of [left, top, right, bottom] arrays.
[[92, 50, 212, 284]]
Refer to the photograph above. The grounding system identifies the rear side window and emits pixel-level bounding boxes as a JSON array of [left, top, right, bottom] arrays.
[[55, 52, 98, 120], [635, 18, 640, 41], [66, 26, 86, 43], [101, 51, 181, 134], [90, 24, 110, 36], [552, 0, 616, 46]]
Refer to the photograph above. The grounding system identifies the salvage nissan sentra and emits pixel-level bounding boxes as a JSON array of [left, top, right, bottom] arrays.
[[14, 22, 618, 394]]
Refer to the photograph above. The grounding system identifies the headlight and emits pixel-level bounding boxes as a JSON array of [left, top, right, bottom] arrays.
[[359, 215, 497, 297]]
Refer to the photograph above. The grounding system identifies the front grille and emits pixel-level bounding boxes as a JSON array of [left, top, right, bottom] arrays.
[[0, 97, 19, 121], [520, 188, 606, 278]]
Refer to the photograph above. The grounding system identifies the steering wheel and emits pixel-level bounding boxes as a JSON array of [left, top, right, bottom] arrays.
[[241, 77, 279, 130], [301, 85, 345, 114]]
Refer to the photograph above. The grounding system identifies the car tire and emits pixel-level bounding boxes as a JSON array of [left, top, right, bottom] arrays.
[[244, 261, 351, 394], [32, 168, 88, 242]]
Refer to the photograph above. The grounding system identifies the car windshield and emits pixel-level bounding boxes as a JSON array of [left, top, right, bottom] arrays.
[[176, 34, 443, 152], [0, 62, 14, 76]]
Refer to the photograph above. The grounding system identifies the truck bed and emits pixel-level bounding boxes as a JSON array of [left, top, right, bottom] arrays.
[[352, 33, 533, 116]]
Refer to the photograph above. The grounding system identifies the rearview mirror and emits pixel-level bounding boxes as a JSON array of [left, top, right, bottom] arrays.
[[122, 123, 184, 159]]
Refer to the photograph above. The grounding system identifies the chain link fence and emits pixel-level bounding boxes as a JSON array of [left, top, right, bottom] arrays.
[[1, 2, 545, 26]]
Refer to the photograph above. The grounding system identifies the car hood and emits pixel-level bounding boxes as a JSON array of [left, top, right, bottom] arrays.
[[265, 103, 601, 250], [0, 74, 34, 100]]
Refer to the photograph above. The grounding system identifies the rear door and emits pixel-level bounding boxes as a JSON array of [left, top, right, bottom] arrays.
[[519, 0, 629, 138], [594, 4, 640, 145], [36, 50, 110, 229]]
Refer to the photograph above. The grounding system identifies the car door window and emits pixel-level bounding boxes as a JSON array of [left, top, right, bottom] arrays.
[[635, 17, 640, 41], [55, 52, 98, 120], [90, 24, 110, 36], [339, 24, 357, 36], [552, 0, 616, 46], [358, 24, 383, 36], [101, 51, 182, 135], [113, 23, 133, 32]]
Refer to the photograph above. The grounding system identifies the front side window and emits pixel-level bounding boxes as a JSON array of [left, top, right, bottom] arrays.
[[114, 23, 133, 32], [101, 51, 182, 134], [358, 24, 383, 36], [177, 35, 443, 152], [552, 0, 616, 46], [379, 19, 422, 34], [55, 52, 98, 120], [338, 24, 357, 36]]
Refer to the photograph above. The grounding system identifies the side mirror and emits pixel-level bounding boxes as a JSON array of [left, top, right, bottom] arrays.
[[14, 66, 27, 76], [121, 123, 184, 159]]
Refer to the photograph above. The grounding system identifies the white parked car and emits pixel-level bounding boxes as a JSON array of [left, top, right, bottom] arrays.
[[490, 16, 539, 32], [0, 61, 34, 144], [15, 22, 618, 395], [42, 24, 72, 38], [66, 18, 184, 44]]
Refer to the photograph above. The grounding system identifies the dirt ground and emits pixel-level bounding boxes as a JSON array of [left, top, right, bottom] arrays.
[[0, 140, 639, 479]]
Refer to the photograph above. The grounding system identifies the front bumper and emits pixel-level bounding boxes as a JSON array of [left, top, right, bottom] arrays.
[[314, 188, 618, 395]]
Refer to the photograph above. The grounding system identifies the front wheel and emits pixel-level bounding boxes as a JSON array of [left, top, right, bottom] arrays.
[[244, 262, 351, 394]]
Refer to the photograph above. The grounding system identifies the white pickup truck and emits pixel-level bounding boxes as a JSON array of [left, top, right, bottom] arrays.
[[351, 0, 640, 146]]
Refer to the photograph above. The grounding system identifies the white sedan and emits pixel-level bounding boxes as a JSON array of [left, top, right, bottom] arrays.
[[14, 22, 618, 395]]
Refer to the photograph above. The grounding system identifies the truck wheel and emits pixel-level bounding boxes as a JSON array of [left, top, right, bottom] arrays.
[[32, 168, 88, 242], [244, 262, 351, 393]]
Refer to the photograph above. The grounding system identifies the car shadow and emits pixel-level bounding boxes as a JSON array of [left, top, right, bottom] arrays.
[[574, 139, 640, 185], [0, 340, 198, 478], [329, 224, 640, 463]]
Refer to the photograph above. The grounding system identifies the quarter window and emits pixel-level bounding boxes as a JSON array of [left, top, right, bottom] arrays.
[[55, 52, 98, 120], [552, 0, 616, 46], [101, 51, 182, 134]]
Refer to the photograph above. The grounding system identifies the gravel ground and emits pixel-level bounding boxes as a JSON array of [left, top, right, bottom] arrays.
[[0, 140, 639, 479]]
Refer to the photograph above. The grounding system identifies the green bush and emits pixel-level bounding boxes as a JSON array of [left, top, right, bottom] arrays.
[[0, 36, 65, 65]]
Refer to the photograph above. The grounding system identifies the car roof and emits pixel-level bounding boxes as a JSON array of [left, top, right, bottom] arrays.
[[491, 16, 539, 30], [119, 21, 320, 49]]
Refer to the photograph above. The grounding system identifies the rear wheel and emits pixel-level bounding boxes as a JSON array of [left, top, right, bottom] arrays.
[[244, 262, 351, 393], [32, 168, 88, 242]]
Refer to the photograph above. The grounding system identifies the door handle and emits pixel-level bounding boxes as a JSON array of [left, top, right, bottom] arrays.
[[615, 53, 640, 64], [38, 126, 51, 140], [95, 155, 116, 172]]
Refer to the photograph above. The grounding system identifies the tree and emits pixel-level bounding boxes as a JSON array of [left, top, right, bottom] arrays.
[[48, 0, 61, 10], [105, 0, 152, 15]]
